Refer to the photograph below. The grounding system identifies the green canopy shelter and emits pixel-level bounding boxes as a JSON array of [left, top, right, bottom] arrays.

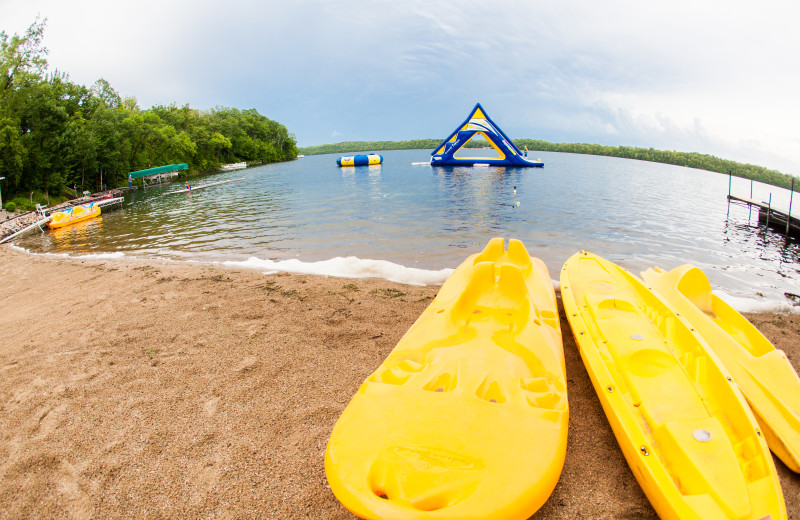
[[129, 163, 188, 179], [128, 164, 188, 187]]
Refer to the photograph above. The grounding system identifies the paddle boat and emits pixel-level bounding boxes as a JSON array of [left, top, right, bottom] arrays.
[[220, 161, 247, 171], [47, 203, 101, 229]]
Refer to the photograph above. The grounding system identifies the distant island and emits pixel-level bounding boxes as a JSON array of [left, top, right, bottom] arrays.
[[301, 140, 798, 193]]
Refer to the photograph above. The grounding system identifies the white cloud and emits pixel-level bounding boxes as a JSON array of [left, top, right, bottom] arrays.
[[4, 0, 799, 173]]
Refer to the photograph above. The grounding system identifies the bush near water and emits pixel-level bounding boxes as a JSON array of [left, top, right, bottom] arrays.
[[0, 19, 298, 202]]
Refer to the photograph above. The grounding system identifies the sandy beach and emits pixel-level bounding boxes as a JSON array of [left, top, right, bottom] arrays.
[[0, 245, 798, 519]]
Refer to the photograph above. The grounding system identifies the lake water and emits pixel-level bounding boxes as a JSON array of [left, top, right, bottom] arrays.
[[15, 149, 800, 311]]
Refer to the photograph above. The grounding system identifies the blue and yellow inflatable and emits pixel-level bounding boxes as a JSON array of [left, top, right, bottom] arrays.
[[431, 103, 543, 168], [337, 154, 383, 167]]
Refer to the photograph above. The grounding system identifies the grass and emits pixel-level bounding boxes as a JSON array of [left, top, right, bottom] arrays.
[[7, 191, 69, 212], [370, 288, 407, 300]]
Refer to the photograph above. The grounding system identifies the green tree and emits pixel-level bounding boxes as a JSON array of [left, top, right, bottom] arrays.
[[0, 17, 48, 99], [18, 78, 71, 198], [90, 78, 121, 109], [0, 18, 297, 200], [62, 115, 97, 191], [90, 104, 128, 191], [0, 117, 24, 189]]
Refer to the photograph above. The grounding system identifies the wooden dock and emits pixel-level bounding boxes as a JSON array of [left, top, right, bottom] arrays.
[[169, 177, 245, 194], [0, 216, 52, 244], [727, 173, 798, 238], [93, 196, 124, 209], [0, 196, 124, 244]]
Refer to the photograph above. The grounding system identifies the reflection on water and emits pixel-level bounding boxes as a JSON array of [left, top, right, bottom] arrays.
[[723, 218, 800, 291], [46, 216, 104, 252], [16, 149, 800, 304]]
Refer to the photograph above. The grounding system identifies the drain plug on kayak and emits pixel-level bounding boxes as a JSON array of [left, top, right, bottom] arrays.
[[693, 429, 713, 442]]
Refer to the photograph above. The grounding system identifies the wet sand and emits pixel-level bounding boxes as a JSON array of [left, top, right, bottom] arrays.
[[0, 245, 798, 519]]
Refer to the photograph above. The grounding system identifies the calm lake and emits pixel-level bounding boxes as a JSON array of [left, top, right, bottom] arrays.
[[15, 149, 800, 311]]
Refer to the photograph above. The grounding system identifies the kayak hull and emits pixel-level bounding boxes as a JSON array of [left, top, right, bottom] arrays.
[[326, 238, 568, 520], [561, 251, 786, 520], [642, 264, 800, 473]]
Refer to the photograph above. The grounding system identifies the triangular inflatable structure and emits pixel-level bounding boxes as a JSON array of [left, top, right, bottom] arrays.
[[430, 103, 543, 167]]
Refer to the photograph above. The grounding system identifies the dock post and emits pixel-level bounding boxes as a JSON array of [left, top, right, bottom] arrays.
[[787, 178, 794, 236], [749, 179, 754, 222], [728, 170, 732, 196], [727, 170, 732, 218], [766, 194, 772, 229]]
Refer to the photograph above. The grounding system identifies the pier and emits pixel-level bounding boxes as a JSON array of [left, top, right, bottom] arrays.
[[0, 193, 124, 244], [727, 173, 798, 238], [170, 177, 245, 194]]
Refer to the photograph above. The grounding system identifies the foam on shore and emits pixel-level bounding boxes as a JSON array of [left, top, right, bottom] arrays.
[[715, 290, 800, 315], [8, 245, 125, 260], [8, 244, 799, 312], [223, 256, 454, 286]]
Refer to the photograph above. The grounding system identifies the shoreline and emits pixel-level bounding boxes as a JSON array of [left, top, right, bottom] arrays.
[[0, 245, 798, 518], [8, 244, 799, 315]]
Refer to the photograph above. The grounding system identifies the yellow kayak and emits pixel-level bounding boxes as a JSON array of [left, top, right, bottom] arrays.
[[642, 264, 800, 473], [47, 203, 100, 229], [325, 238, 567, 520], [561, 251, 786, 520]]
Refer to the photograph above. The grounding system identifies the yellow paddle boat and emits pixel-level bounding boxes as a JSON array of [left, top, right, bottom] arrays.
[[561, 251, 786, 520], [325, 238, 568, 520], [642, 264, 800, 473], [47, 203, 100, 229]]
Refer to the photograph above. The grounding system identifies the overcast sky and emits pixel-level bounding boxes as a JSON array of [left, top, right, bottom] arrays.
[[3, 0, 800, 174]]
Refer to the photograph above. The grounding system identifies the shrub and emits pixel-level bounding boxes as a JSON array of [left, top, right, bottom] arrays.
[[4, 201, 15, 213]]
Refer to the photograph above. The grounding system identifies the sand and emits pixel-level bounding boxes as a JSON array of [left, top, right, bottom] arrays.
[[0, 245, 798, 519]]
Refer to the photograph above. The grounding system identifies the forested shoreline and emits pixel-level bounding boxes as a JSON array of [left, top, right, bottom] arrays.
[[301, 140, 798, 193], [0, 20, 297, 211], [3, 18, 796, 215]]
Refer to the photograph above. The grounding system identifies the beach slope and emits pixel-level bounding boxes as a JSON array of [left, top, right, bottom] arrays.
[[0, 246, 797, 519]]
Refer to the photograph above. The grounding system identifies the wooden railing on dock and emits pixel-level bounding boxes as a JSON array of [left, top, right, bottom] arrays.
[[0, 192, 125, 244], [727, 173, 798, 238]]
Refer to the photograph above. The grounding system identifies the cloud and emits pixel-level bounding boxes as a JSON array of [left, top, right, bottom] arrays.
[[4, 0, 800, 172]]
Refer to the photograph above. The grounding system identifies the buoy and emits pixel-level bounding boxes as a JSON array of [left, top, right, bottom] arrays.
[[337, 154, 383, 167]]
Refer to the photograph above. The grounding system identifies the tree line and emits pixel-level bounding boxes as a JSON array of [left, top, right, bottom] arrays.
[[514, 139, 798, 193], [0, 19, 298, 210], [301, 139, 798, 193], [301, 140, 443, 155]]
